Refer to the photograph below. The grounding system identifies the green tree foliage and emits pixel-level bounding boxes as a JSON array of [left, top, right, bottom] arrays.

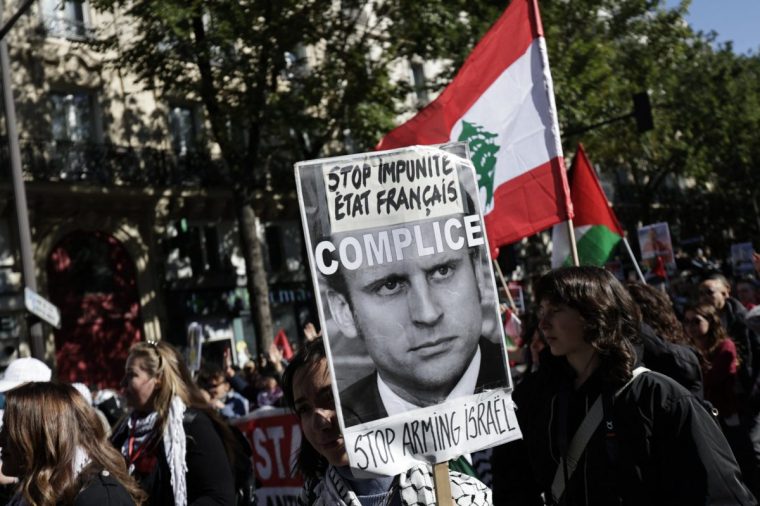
[[539, 0, 760, 254], [87, 0, 506, 346]]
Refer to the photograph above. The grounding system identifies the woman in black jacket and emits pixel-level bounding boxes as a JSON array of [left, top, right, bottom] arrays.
[[112, 340, 237, 506], [498, 266, 755, 505], [0, 382, 144, 506]]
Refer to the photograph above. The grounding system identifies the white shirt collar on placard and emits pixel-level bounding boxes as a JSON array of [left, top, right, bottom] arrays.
[[377, 345, 482, 417]]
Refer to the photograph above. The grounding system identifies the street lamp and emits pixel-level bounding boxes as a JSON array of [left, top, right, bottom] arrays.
[[0, 0, 52, 359]]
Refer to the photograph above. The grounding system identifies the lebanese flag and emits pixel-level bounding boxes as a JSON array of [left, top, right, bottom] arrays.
[[551, 144, 624, 268], [377, 0, 572, 249]]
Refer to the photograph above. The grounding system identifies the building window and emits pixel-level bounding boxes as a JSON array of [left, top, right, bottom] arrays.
[[50, 91, 95, 143], [169, 105, 199, 156], [164, 220, 230, 281], [40, 0, 91, 40]]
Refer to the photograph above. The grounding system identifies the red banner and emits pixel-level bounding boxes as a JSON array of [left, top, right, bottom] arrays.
[[232, 407, 303, 503]]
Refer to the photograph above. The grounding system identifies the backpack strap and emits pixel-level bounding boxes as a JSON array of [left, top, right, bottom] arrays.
[[550, 367, 649, 503]]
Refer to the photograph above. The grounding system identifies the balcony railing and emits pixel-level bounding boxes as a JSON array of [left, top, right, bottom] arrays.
[[1, 140, 230, 188], [41, 16, 95, 41]]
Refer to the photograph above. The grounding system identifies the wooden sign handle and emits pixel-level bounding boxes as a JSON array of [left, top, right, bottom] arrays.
[[433, 461, 454, 505]]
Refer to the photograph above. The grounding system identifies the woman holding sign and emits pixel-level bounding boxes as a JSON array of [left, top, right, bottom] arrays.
[[282, 337, 492, 505], [500, 266, 754, 505]]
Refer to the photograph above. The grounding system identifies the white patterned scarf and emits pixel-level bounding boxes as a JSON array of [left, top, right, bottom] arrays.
[[122, 396, 188, 506], [300, 464, 492, 506], [164, 396, 188, 506]]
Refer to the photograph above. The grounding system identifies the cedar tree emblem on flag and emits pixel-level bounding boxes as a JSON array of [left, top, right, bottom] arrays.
[[458, 121, 500, 208]]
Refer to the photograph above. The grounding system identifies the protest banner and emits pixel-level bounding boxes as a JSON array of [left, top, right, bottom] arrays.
[[508, 282, 524, 314], [638, 222, 676, 273], [295, 144, 521, 476], [186, 322, 203, 373], [731, 242, 755, 275], [232, 407, 303, 505], [202, 335, 238, 369]]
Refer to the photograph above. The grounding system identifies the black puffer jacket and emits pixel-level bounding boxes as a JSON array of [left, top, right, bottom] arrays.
[[74, 471, 136, 506], [500, 353, 755, 506], [638, 323, 704, 398]]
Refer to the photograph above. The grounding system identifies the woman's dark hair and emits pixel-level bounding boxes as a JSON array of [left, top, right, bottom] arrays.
[[535, 266, 639, 384], [519, 311, 541, 370], [626, 281, 688, 344], [281, 337, 329, 481]]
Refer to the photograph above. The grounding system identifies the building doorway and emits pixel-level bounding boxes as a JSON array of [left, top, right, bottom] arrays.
[[47, 231, 143, 388]]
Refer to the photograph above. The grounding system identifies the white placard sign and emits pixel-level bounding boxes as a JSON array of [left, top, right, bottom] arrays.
[[295, 144, 521, 476]]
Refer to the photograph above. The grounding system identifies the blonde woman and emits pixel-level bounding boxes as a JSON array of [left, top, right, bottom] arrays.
[[112, 341, 237, 506]]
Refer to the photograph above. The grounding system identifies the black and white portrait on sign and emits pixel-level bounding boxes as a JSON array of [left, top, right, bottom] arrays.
[[295, 144, 519, 475]]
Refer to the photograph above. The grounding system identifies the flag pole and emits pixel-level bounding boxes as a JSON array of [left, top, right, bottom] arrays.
[[493, 259, 517, 310], [566, 219, 580, 267], [622, 236, 646, 283]]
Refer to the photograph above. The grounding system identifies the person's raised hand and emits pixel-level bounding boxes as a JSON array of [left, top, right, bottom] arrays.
[[223, 346, 235, 378], [268, 342, 284, 372], [304, 322, 321, 341]]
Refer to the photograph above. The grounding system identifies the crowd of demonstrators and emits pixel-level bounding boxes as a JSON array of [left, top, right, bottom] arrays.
[[494, 266, 754, 505], [1, 250, 759, 506], [281, 337, 492, 505], [196, 342, 289, 417], [0, 330, 300, 504], [493, 250, 760, 503], [198, 368, 250, 419], [692, 271, 760, 499]]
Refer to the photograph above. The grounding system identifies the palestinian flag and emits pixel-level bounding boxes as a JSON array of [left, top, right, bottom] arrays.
[[551, 145, 624, 268], [376, 0, 572, 250]]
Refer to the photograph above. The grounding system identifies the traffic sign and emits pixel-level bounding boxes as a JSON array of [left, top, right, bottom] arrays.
[[23, 287, 61, 329]]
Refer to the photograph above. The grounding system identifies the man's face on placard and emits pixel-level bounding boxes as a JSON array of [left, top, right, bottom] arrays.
[[327, 216, 483, 406]]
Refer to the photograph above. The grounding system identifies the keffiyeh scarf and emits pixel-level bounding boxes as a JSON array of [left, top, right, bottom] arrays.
[[300, 464, 492, 506], [123, 396, 188, 506]]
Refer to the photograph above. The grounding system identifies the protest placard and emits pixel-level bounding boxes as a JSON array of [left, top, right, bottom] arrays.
[[295, 144, 521, 475], [638, 222, 676, 272], [731, 242, 755, 275], [232, 407, 303, 505]]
